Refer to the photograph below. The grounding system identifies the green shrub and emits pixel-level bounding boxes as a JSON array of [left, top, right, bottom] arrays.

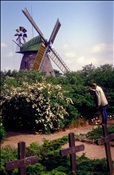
[[27, 163, 46, 175], [1, 80, 77, 133], [1, 66, 114, 134], [87, 125, 114, 140], [45, 169, 67, 175], [0, 145, 18, 175], [1, 136, 113, 175], [77, 156, 109, 175], [0, 118, 6, 143]]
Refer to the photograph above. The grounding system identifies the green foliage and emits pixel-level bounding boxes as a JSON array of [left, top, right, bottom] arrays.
[[1, 136, 111, 175], [87, 125, 114, 140], [81, 64, 114, 115], [77, 156, 109, 175], [0, 145, 18, 175], [1, 80, 75, 133], [44, 169, 67, 175], [27, 163, 46, 175], [0, 118, 6, 143], [0, 126, 6, 143], [1, 64, 114, 133]]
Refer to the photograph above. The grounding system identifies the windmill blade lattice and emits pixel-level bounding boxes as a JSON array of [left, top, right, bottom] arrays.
[[33, 42, 46, 71], [48, 47, 70, 73]]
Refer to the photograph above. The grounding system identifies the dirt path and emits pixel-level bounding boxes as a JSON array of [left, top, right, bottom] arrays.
[[62, 141, 114, 160], [1, 125, 94, 147], [1, 125, 114, 160]]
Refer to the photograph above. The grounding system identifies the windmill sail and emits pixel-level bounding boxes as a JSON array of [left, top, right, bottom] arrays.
[[33, 42, 46, 70], [49, 19, 61, 44], [22, 8, 45, 42], [39, 19, 61, 71], [48, 47, 70, 73], [22, 7, 47, 71]]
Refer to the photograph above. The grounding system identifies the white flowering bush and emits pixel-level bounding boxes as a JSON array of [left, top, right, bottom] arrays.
[[1, 78, 75, 133]]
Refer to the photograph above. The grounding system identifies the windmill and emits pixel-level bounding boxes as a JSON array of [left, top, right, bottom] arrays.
[[21, 7, 70, 75], [14, 26, 27, 46]]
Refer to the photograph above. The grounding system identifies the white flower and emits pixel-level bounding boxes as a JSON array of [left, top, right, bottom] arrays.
[[35, 120, 39, 124], [66, 98, 74, 104]]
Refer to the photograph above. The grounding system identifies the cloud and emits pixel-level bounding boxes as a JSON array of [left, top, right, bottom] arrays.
[[62, 43, 76, 58], [60, 41, 114, 72], [2, 51, 14, 58], [66, 53, 113, 71], [90, 43, 113, 53], [77, 56, 97, 66], [65, 52, 76, 58], [63, 44, 68, 49], [6, 52, 14, 58], [1, 42, 7, 48], [2, 66, 13, 71]]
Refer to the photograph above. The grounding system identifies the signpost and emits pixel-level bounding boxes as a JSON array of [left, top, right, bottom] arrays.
[[97, 124, 114, 175], [60, 132, 85, 175], [6, 142, 38, 175]]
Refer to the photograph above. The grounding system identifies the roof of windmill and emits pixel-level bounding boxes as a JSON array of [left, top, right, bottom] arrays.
[[17, 35, 42, 53]]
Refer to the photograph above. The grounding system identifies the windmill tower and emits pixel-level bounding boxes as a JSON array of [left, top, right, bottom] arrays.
[[15, 8, 70, 76]]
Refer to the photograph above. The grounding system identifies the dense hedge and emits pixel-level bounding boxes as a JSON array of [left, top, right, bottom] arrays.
[[1, 79, 80, 133], [0, 64, 114, 133]]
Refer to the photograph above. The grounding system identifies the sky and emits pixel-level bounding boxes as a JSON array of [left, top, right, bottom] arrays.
[[1, 1, 114, 72]]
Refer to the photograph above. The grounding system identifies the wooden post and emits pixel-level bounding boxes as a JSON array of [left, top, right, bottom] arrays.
[[69, 132, 77, 175], [6, 141, 38, 175], [97, 124, 114, 175], [18, 142, 26, 175], [60, 132, 85, 175]]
